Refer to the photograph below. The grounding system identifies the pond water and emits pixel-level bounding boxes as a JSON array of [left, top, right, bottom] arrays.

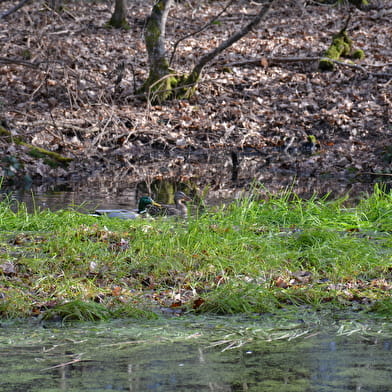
[[1, 181, 208, 214], [1, 313, 391, 392], [0, 176, 382, 215]]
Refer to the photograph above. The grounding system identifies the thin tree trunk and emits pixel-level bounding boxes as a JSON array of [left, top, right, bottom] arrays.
[[145, 0, 173, 83], [108, 0, 129, 29]]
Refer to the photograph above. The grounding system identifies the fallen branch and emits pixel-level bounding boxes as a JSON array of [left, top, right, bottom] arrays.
[[41, 355, 85, 371], [0, 0, 31, 19], [222, 56, 320, 68], [17, 119, 96, 134], [330, 59, 392, 78], [0, 125, 73, 165], [221, 56, 392, 78], [359, 172, 392, 177], [0, 56, 39, 68]]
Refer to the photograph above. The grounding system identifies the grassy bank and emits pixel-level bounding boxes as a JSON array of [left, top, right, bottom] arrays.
[[0, 186, 391, 321]]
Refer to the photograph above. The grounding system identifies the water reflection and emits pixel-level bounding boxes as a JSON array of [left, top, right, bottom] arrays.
[[1, 179, 202, 213], [0, 175, 383, 215], [1, 316, 391, 392]]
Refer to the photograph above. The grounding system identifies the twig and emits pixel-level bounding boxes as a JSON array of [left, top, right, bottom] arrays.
[[41, 354, 85, 371], [0, 0, 31, 19], [145, 71, 181, 108], [17, 120, 96, 133], [328, 58, 392, 78], [359, 172, 392, 177], [222, 56, 320, 68], [128, 61, 137, 94], [168, 0, 236, 66], [0, 57, 70, 71], [0, 56, 39, 68]]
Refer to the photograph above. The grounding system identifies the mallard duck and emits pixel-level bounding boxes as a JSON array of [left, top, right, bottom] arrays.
[[94, 196, 162, 220], [147, 191, 192, 217]]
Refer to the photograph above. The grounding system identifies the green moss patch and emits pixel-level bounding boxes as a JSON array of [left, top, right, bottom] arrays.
[[319, 30, 365, 71]]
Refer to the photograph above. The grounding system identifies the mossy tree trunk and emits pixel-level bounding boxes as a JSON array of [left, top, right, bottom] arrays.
[[141, 0, 275, 103], [107, 0, 129, 29], [141, 0, 175, 102]]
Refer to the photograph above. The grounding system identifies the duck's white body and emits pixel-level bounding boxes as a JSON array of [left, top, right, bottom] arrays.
[[94, 209, 141, 219]]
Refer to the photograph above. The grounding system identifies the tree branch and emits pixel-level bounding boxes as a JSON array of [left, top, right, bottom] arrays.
[[169, 0, 236, 66], [189, 0, 276, 81], [0, 0, 31, 19]]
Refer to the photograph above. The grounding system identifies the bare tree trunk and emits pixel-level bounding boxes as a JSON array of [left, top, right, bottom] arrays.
[[145, 0, 173, 78], [141, 0, 174, 101], [108, 0, 129, 29]]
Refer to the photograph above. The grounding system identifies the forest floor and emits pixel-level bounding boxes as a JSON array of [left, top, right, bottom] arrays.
[[0, 0, 391, 198]]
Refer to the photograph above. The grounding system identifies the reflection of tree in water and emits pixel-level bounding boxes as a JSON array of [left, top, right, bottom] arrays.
[[69, 333, 392, 391], [3, 145, 383, 213], [113, 145, 378, 203], [2, 317, 392, 391], [137, 179, 186, 204]]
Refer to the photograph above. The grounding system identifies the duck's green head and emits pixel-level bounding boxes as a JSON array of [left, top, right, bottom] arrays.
[[138, 196, 161, 213]]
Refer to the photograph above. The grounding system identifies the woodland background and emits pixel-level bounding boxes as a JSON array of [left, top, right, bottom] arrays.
[[0, 0, 391, 198]]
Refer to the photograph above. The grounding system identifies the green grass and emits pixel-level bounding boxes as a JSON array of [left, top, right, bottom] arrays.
[[0, 185, 391, 320]]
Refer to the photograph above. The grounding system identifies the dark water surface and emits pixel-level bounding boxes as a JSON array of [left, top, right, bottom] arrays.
[[0, 176, 382, 215], [1, 183, 141, 213], [1, 314, 391, 392]]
